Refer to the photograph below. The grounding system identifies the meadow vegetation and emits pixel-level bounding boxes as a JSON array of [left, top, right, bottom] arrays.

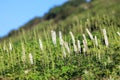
[[0, 0, 120, 79]]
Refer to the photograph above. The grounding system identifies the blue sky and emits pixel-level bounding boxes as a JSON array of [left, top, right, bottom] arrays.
[[0, 0, 68, 37]]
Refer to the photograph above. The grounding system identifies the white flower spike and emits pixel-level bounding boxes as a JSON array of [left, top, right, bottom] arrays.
[[117, 32, 120, 36], [59, 31, 64, 46], [39, 38, 43, 51], [94, 36, 98, 47], [9, 42, 12, 51], [64, 41, 70, 54], [29, 53, 33, 65], [51, 30, 57, 45], [86, 28, 94, 40], [77, 40, 81, 53], [70, 31, 77, 52], [102, 29, 109, 47]]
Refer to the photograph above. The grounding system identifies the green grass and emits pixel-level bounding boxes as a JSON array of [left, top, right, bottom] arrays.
[[0, 0, 120, 79]]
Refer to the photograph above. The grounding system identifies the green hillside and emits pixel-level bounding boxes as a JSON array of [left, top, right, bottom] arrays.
[[0, 0, 120, 79]]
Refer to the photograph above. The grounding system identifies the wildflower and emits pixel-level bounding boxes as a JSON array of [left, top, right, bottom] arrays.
[[70, 31, 75, 43], [21, 43, 26, 62], [117, 32, 120, 36], [82, 34, 87, 45], [3, 43, 9, 52], [94, 36, 98, 47], [86, 28, 94, 40], [39, 38, 43, 51], [84, 70, 89, 74], [9, 42, 12, 51], [69, 31, 77, 52], [24, 69, 30, 74], [118, 65, 120, 69], [51, 30, 57, 45], [83, 39, 87, 53], [102, 29, 109, 47], [77, 40, 81, 53], [3, 44, 6, 51], [108, 75, 114, 80], [59, 31, 64, 46], [29, 53, 33, 65], [62, 46, 66, 57], [73, 44, 77, 53], [82, 34, 88, 53], [64, 41, 70, 54]]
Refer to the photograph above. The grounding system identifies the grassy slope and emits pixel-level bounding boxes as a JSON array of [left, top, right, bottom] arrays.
[[0, 0, 120, 79]]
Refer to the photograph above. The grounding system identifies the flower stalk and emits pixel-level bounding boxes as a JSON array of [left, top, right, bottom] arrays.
[[51, 30, 57, 45], [94, 36, 98, 47], [29, 53, 33, 65], [117, 32, 120, 36], [77, 40, 81, 53], [86, 28, 94, 40], [70, 31, 77, 53], [59, 31, 64, 46], [39, 38, 43, 51], [102, 29, 109, 47]]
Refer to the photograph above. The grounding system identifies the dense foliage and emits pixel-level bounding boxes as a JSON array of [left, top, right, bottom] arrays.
[[0, 0, 120, 79]]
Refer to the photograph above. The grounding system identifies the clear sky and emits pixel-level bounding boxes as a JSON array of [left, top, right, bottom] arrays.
[[0, 0, 68, 37]]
